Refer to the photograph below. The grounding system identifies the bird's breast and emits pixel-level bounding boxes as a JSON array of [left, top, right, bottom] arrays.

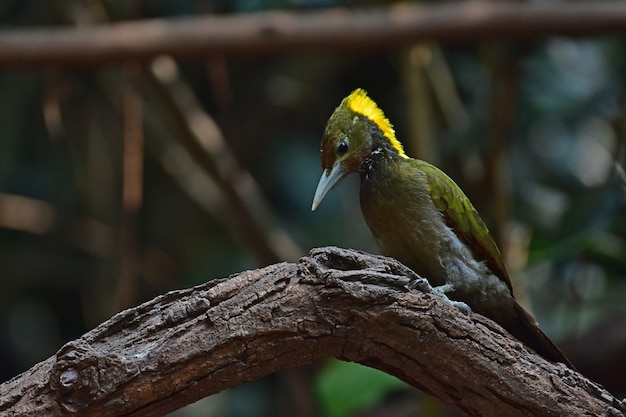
[[359, 164, 451, 286]]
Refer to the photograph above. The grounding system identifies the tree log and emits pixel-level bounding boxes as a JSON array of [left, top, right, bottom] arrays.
[[0, 247, 624, 417]]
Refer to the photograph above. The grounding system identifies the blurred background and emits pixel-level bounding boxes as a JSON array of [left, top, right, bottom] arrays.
[[1, 1, 625, 416]]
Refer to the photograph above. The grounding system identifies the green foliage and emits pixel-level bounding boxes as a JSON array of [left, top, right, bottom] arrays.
[[316, 360, 407, 417]]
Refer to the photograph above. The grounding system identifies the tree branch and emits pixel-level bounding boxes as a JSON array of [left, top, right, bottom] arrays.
[[1, 247, 623, 417], [2, 2, 626, 67]]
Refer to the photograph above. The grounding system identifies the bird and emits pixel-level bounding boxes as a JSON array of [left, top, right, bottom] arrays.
[[311, 88, 572, 368]]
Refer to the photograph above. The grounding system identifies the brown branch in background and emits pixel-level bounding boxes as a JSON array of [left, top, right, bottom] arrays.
[[401, 42, 470, 162], [205, 55, 234, 139], [140, 57, 302, 264], [114, 63, 145, 312], [0, 193, 56, 235], [90, 70, 238, 243], [401, 44, 435, 163], [484, 45, 518, 251], [1, 1, 626, 68], [0, 247, 623, 417], [425, 44, 471, 134], [91, 63, 302, 266]]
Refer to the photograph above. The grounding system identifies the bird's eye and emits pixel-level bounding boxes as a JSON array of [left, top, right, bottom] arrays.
[[337, 140, 349, 156]]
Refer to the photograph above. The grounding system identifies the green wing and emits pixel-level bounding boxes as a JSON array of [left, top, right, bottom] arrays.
[[415, 160, 513, 293]]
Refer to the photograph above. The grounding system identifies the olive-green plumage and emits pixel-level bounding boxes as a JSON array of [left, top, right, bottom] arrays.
[[312, 88, 572, 368]]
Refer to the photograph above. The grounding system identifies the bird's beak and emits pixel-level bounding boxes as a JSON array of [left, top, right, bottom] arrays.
[[312, 163, 346, 211]]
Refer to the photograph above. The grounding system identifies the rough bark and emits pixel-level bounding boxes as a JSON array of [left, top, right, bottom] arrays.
[[0, 247, 624, 417], [2, 2, 626, 67]]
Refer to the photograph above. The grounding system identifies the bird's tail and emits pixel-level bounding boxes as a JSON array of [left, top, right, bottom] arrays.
[[509, 302, 574, 369]]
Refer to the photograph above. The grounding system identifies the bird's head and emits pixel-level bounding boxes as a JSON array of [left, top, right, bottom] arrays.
[[312, 88, 407, 210]]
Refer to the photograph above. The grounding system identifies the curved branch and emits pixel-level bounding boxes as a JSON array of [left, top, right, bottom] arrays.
[[1, 247, 623, 417], [1, 2, 626, 67]]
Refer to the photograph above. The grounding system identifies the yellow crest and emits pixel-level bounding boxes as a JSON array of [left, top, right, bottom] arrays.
[[345, 88, 407, 158]]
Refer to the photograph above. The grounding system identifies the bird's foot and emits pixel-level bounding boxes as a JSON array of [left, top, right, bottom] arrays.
[[407, 281, 472, 315], [432, 283, 454, 295], [447, 299, 472, 316], [432, 284, 473, 316]]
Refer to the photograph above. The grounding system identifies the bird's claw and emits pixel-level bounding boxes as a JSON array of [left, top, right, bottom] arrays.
[[407, 277, 433, 293]]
